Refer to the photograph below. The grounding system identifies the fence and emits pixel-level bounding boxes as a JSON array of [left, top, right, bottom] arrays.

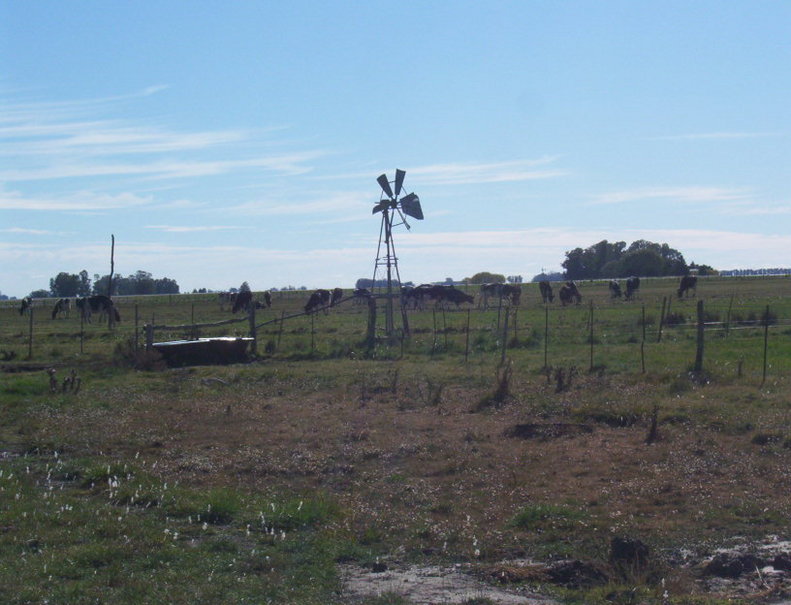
[[2, 292, 789, 383]]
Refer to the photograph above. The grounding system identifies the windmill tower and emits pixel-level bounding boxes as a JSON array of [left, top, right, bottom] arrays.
[[371, 169, 423, 336]]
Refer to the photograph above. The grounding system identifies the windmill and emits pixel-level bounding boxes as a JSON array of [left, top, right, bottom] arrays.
[[371, 169, 423, 336]]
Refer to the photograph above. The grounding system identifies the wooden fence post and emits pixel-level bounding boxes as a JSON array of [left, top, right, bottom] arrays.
[[464, 309, 471, 362], [248, 304, 257, 356], [657, 296, 667, 343], [366, 296, 376, 352], [725, 295, 734, 338], [762, 305, 770, 386], [641, 305, 646, 374], [500, 309, 509, 365], [694, 300, 705, 373], [277, 310, 285, 351], [27, 306, 34, 359], [544, 305, 549, 370], [145, 323, 154, 352], [134, 304, 139, 353], [588, 300, 594, 372]]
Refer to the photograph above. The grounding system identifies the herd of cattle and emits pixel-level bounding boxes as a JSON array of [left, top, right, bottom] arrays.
[[17, 276, 700, 319]]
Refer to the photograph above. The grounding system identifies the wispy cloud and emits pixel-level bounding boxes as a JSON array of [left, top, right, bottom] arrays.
[[589, 186, 751, 206], [0, 188, 154, 211], [649, 131, 784, 141], [408, 157, 566, 185], [145, 225, 251, 233]]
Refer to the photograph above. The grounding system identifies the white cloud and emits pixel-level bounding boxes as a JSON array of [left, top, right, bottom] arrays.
[[589, 186, 752, 206], [0, 188, 154, 211]]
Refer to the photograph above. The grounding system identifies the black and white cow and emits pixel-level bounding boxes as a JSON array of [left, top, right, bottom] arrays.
[[330, 287, 344, 307], [625, 276, 640, 300], [538, 281, 554, 304], [304, 289, 331, 314], [559, 281, 582, 306], [76, 295, 121, 323], [608, 280, 622, 299], [479, 283, 521, 309], [51, 298, 71, 319], [18, 297, 32, 316]]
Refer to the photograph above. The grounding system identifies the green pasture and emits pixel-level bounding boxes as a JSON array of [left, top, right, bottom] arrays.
[[2, 275, 789, 382]]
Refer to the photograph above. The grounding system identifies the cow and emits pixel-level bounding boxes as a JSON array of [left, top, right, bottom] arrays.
[[402, 284, 433, 310], [51, 298, 71, 319], [353, 288, 371, 304], [330, 287, 343, 307], [440, 286, 475, 308], [538, 281, 554, 304], [559, 281, 582, 306], [608, 280, 622, 299], [304, 289, 331, 314], [76, 295, 121, 324], [18, 297, 32, 316], [231, 290, 253, 313], [678, 275, 698, 298], [625, 276, 640, 300], [479, 283, 521, 309]]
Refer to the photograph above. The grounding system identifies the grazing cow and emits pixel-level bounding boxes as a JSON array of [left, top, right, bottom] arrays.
[[608, 280, 622, 299], [479, 283, 521, 309], [440, 286, 475, 308], [304, 289, 331, 314], [330, 287, 343, 307], [51, 298, 71, 319], [678, 275, 698, 298], [559, 281, 582, 306], [538, 281, 554, 304], [263, 291, 272, 308], [18, 297, 32, 316], [232, 290, 253, 313], [625, 276, 640, 300], [353, 288, 371, 304], [76, 295, 121, 323], [402, 284, 433, 310]]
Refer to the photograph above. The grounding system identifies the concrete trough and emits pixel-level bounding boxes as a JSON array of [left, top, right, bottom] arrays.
[[151, 337, 254, 366]]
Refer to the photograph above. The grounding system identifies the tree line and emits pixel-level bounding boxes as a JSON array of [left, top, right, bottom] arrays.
[[28, 270, 180, 298]]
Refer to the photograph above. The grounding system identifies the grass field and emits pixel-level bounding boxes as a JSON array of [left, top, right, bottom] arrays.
[[1, 275, 790, 603]]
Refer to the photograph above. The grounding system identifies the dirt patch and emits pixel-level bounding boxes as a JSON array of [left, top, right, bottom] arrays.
[[339, 562, 559, 604]]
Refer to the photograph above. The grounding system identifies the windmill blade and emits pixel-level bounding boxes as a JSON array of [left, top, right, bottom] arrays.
[[377, 174, 394, 199], [399, 193, 423, 220], [394, 169, 406, 196], [395, 207, 411, 230], [372, 200, 389, 214]]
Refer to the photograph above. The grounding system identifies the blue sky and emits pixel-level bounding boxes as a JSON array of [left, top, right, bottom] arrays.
[[2, 1, 790, 297]]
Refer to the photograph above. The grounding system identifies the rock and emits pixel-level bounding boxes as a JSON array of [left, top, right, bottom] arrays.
[[546, 559, 609, 588], [609, 536, 650, 570], [703, 552, 764, 578], [773, 553, 791, 571], [371, 562, 387, 573]]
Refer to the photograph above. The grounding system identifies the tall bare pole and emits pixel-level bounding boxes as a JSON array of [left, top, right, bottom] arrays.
[[108, 234, 116, 329]]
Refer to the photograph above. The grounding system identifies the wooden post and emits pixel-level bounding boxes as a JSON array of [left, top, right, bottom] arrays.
[[442, 307, 448, 349], [464, 309, 471, 363], [725, 295, 734, 338], [248, 304, 257, 356], [544, 305, 549, 370], [145, 323, 154, 352], [80, 307, 84, 354], [588, 299, 594, 372], [27, 306, 34, 359], [277, 310, 286, 351], [191, 303, 195, 340], [108, 234, 115, 330], [657, 296, 667, 343], [134, 304, 139, 353], [641, 305, 646, 374], [366, 296, 376, 352], [431, 308, 437, 356], [500, 309, 509, 365], [762, 305, 770, 386], [694, 299, 704, 373]]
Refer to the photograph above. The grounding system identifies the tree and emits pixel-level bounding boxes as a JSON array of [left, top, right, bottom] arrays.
[[29, 289, 50, 298], [50, 272, 82, 297], [464, 272, 505, 284]]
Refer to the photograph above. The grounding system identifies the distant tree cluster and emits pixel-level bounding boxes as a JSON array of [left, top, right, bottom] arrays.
[[462, 272, 506, 285], [562, 240, 690, 280], [37, 270, 179, 298], [93, 271, 180, 296]]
